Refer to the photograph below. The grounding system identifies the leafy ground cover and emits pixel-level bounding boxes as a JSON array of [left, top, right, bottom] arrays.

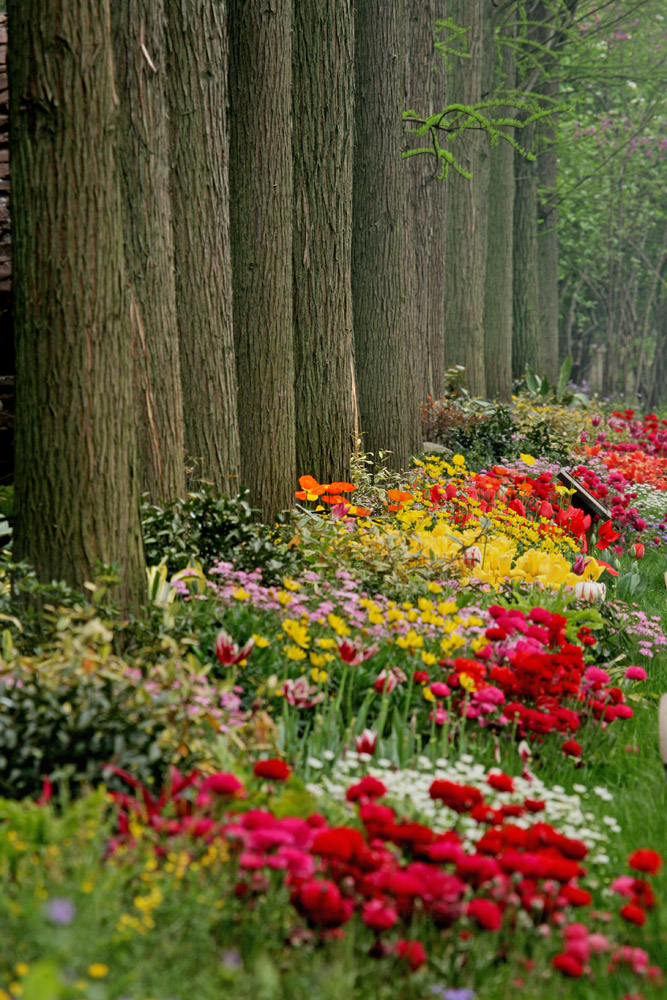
[[1, 393, 666, 1000]]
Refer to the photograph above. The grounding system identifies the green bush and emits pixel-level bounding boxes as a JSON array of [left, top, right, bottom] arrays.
[[141, 488, 302, 584]]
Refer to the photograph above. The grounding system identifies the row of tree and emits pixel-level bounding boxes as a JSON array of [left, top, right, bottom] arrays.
[[7, 0, 662, 608]]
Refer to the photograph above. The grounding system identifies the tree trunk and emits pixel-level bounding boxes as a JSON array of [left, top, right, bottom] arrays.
[[442, 0, 486, 398], [293, 0, 356, 485], [353, 0, 417, 469], [112, 0, 185, 502], [9, 0, 145, 610], [484, 17, 515, 402], [537, 77, 560, 383], [229, 0, 295, 518], [512, 122, 541, 379], [165, 0, 241, 496], [404, 0, 447, 406]]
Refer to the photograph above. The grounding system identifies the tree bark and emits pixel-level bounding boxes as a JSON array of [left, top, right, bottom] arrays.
[[112, 0, 185, 502], [512, 122, 541, 379], [229, 0, 295, 518], [9, 0, 145, 610], [484, 16, 515, 402], [165, 0, 241, 496], [353, 0, 416, 469], [293, 0, 356, 485], [537, 70, 560, 383], [442, 0, 486, 398], [404, 0, 447, 405]]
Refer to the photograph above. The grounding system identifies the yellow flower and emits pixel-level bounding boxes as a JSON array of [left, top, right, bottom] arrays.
[[14, 964, 29, 977], [459, 673, 476, 692], [519, 453, 536, 466], [253, 634, 270, 648], [282, 576, 300, 591], [420, 651, 437, 666], [327, 613, 351, 637], [282, 618, 310, 649], [452, 454, 466, 466], [88, 964, 109, 979], [309, 652, 330, 668], [315, 637, 337, 650], [427, 581, 443, 594], [284, 644, 307, 661], [396, 629, 424, 650], [422, 686, 435, 702], [232, 587, 250, 601], [310, 668, 328, 683], [277, 590, 292, 606]]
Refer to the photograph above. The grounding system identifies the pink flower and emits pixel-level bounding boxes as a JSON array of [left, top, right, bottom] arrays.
[[625, 666, 647, 681], [283, 676, 325, 708], [430, 681, 451, 698], [429, 705, 448, 726]]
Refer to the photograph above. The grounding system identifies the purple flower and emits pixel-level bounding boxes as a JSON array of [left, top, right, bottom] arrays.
[[45, 897, 76, 925], [572, 553, 588, 576], [431, 989, 477, 1000]]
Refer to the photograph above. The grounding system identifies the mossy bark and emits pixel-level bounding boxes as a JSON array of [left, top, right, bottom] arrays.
[[512, 122, 540, 379], [9, 0, 145, 610]]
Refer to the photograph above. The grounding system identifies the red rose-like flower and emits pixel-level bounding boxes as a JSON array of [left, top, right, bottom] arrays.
[[362, 898, 399, 932], [429, 780, 483, 813], [346, 775, 387, 802], [562, 740, 582, 758], [253, 759, 291, 782], [487, 771, 514, 793], [628, 849, 663, 875], [467, 897, 502, 931], [620, 903, 647, 926], [394, 939, 427, 971], [199, 772, 245, 797], [297, 879, 353, 928], [552, 953, 584, 977]]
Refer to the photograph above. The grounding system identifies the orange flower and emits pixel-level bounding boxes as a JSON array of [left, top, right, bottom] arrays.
[[326, 482, 356, 494], [387, 489, 413, 502], [298, 475, 327, 495]]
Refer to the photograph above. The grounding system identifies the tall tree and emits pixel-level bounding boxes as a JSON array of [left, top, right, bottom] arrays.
[[165, 0, 241, 496], [512, 122, 540, 379], [8, 0, 145, 609], [229, 0, 295, 518], [442, 1, 487, 398], [112, 0, 185, 501], [353, 0, 418, 468], [403, 0, 447, 404], [484, 14, 515, 401], [293, 0, 356, 485]]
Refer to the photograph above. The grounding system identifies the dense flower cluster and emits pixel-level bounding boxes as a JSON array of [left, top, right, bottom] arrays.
[[105, 765, 663, 986]]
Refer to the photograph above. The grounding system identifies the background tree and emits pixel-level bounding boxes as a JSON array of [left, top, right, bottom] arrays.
[[112, 0, 185, 501], [165, 0, 241, 496], [403, 0, 447, 405], [484, 11, 515, 401], [353, 0, 420, 468], [8, 0, 145, 609], [229, 0, 295, 518], [292, 0, 357, 485], [441, 2, 487, 398]]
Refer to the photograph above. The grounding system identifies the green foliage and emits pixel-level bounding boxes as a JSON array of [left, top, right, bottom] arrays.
[[524, 355, 589, 407], [421, 396, 516, 468], [141, 489, 301, 584]]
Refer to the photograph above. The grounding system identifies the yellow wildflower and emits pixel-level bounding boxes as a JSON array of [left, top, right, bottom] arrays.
[[327, 613, 351, 637]]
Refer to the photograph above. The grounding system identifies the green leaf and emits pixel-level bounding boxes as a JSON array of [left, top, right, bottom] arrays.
[[557, 354, 573, 398]]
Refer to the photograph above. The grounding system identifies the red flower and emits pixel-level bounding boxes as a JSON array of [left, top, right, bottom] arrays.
[[596, 519, 621, 551], [620, 903, 647, 926], [346, 775, 387, 802], [199, 772, 245, 797], [215, 629, 254, 666], [394, 939, 427, 971], [429, 780, 484, 814], [296, 879, 353, 928], [253, 759, 291, 781], [362, 898, 399, 932], [628, 849, 663, 875], [487, 771, 515, 793], [562, 740, 582, 758], [467, 897, 502, 931], [631, 542, 645, 558], [552, 953, 584, 977], [354, 729, 377, 755]]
